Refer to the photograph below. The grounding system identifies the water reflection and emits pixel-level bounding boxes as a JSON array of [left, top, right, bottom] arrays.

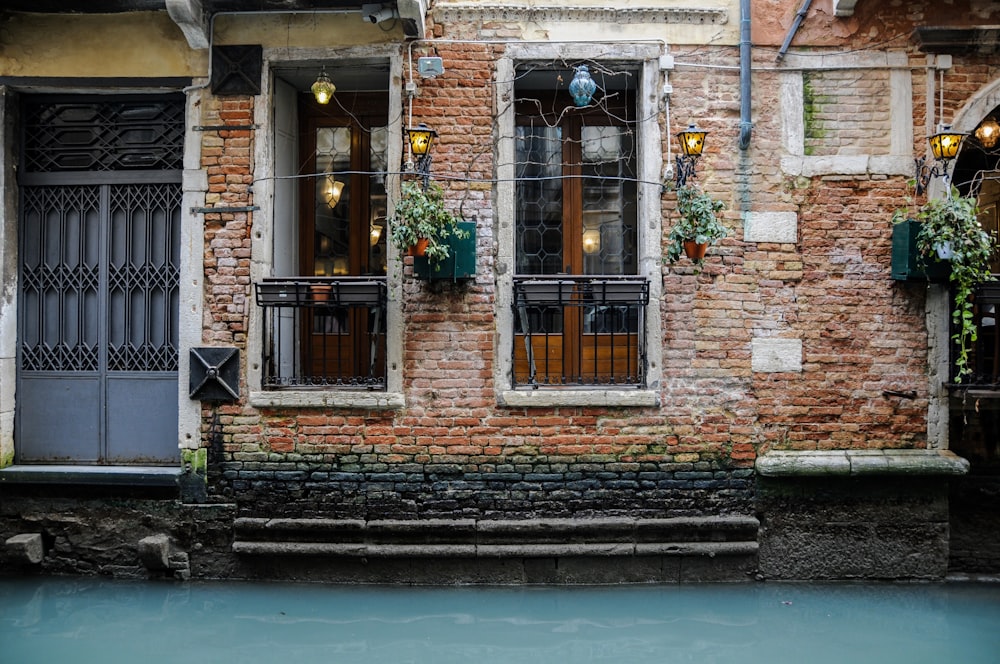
[[1, 580, 998, 663]]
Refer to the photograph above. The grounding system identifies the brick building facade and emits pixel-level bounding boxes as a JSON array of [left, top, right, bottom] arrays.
[[0, 0, 997, 581]]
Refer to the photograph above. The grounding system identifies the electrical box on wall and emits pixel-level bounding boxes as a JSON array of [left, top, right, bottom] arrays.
[[413, 221, 477, 281], [891, 219, 950, 282]]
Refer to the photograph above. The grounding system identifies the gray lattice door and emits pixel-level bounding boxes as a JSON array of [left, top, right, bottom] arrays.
[[17, 183, 180, 463]]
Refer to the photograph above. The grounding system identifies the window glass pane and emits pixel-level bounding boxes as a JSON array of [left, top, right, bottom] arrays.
[[581, 125, 637, 276], [369, 126, 388, 275], [516, 125, 563, 275], [315, 127, 351, 276]]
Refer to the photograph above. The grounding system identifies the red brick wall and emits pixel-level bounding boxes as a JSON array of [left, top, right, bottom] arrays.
[[198, 11, 1000, 517]]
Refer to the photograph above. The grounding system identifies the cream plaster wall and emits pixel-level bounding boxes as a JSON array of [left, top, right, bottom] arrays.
[[0, 12, 404, 80], [214, 14, 404, 48], [0, 13, 204, 78]]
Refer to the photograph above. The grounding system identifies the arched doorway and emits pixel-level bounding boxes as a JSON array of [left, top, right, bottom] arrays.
[[943, 98, 1000, 574]]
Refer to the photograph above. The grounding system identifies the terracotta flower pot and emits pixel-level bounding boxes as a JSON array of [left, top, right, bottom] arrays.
[[683, 240, 708, 261], [310, 284, 333, 303], [407, 238, 430, 257]]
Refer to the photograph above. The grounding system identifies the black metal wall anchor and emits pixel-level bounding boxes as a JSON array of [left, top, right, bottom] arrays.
[[189, 347, 240, 401]]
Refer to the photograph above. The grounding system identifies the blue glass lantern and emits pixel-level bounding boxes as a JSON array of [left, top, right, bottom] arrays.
[[569, 65, 597, 107]]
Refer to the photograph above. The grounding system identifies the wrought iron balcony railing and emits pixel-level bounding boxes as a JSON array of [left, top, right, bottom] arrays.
[[951, 280, 1000, 390], [512, 276, 649, 388], [255, 277, 387, 389]]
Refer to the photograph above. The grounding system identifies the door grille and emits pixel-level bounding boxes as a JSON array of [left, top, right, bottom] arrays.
[[22, 98, 185, 173]]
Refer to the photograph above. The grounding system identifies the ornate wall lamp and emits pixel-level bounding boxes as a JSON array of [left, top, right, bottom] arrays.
[[675, 123, 707, 188], [406, 123, 437, 188], [311, 68, 336, 105], [915, 125, 966, 196]]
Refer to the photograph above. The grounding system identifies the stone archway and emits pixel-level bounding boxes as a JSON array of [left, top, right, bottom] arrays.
[[940, 77, 1000, 575]]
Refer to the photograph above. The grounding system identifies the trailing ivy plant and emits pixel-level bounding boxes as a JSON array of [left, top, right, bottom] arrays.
[[902, 187, 997, 380], [665, 184, 728, 264], [388, 181, 469, 266]]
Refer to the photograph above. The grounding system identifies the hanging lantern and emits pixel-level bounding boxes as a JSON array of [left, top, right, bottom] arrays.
[[406, 123, 437, 158], [322, 176, 344, 207], [311, 68, 336, 105], [405, 123, 438, 188], [975, 117, 1000, 149], [928, 125, 965, 162], [677, 123, 708, 158], [568, 65, 597, 108]]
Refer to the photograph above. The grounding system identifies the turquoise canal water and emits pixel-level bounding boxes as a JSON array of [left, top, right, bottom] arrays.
[[1, 578, 999, 663]]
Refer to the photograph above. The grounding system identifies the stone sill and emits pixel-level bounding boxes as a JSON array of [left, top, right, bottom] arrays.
[[756, 450, 970, 478], [249, 390, 405, 409], [498, 389, 659, 408], [0, 465, 180, 487]]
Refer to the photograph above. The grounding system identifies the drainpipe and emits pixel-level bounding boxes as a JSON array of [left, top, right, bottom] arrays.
[[739, 0, 752, 150], [776, 0, 814, 62]]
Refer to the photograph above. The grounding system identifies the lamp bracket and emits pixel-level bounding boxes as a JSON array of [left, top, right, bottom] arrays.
[[675, 154, 699, 188], [914, 156, 952, 196]]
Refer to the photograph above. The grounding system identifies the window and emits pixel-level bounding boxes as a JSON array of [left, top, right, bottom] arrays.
[[256, 88, 391, 390], [511, 66, 647, 388]]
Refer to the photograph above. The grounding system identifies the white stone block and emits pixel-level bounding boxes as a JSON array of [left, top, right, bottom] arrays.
[[744, 211, 798, 244], [182, 168, 209, 192], [751, 338, 803, 373], [6, 533, 44, 564]]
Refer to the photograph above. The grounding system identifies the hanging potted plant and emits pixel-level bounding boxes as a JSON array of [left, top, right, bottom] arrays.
[[388, 180, 469, 267], [665, 184, 728, 264], [906, 187, 997, 379]]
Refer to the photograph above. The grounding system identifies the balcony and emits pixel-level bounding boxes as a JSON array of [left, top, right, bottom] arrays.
[[255, 277, 387, 389], [512, 276, 649, 388]]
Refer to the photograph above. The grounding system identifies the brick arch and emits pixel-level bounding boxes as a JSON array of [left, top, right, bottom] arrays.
[[953, 76, 1000, 138]]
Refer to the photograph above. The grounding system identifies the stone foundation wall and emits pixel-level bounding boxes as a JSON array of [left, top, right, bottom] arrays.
[[210, 457, 756, 520], [0, 487, 236, 580], [758, 476, 952, 580], [950, 475, 1000, 574]]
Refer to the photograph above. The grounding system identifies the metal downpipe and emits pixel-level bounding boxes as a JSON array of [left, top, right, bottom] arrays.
[[739, 0, 752, 150], [776, 0, 814, 62]]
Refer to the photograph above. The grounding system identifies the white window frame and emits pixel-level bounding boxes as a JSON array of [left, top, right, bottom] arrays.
[[248, 47, 406, 410], [493, 44, 663, 408]]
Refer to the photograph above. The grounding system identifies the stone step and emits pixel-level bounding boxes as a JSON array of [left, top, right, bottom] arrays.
[[232, 516, 759, 559]]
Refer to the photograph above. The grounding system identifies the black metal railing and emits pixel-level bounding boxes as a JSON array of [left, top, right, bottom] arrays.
[[951, 280, 1000, 389], [512, 276, 649, 388], [255, 277, 387, 389]]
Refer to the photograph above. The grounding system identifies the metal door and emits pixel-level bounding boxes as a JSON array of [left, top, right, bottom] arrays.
[[16, 96, 182, 464]]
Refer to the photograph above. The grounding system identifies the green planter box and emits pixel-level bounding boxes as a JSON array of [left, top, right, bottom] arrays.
[[891, 218, 950, 282], [413, 221, 477, 281]]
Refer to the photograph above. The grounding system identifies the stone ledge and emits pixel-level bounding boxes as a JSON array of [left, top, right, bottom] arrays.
[[0, 465, 180, 487], [498, 389, 659, 408], [249, 390, 406, 410], [233, 516, 760, 559], [755, 450, 970, 478]]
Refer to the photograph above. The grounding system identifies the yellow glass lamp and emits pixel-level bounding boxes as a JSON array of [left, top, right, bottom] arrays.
[[311, 68, 336, 105], [677, 123, 707, 157], [928, 126, 965, 162], [406, 123, 438, 159]]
